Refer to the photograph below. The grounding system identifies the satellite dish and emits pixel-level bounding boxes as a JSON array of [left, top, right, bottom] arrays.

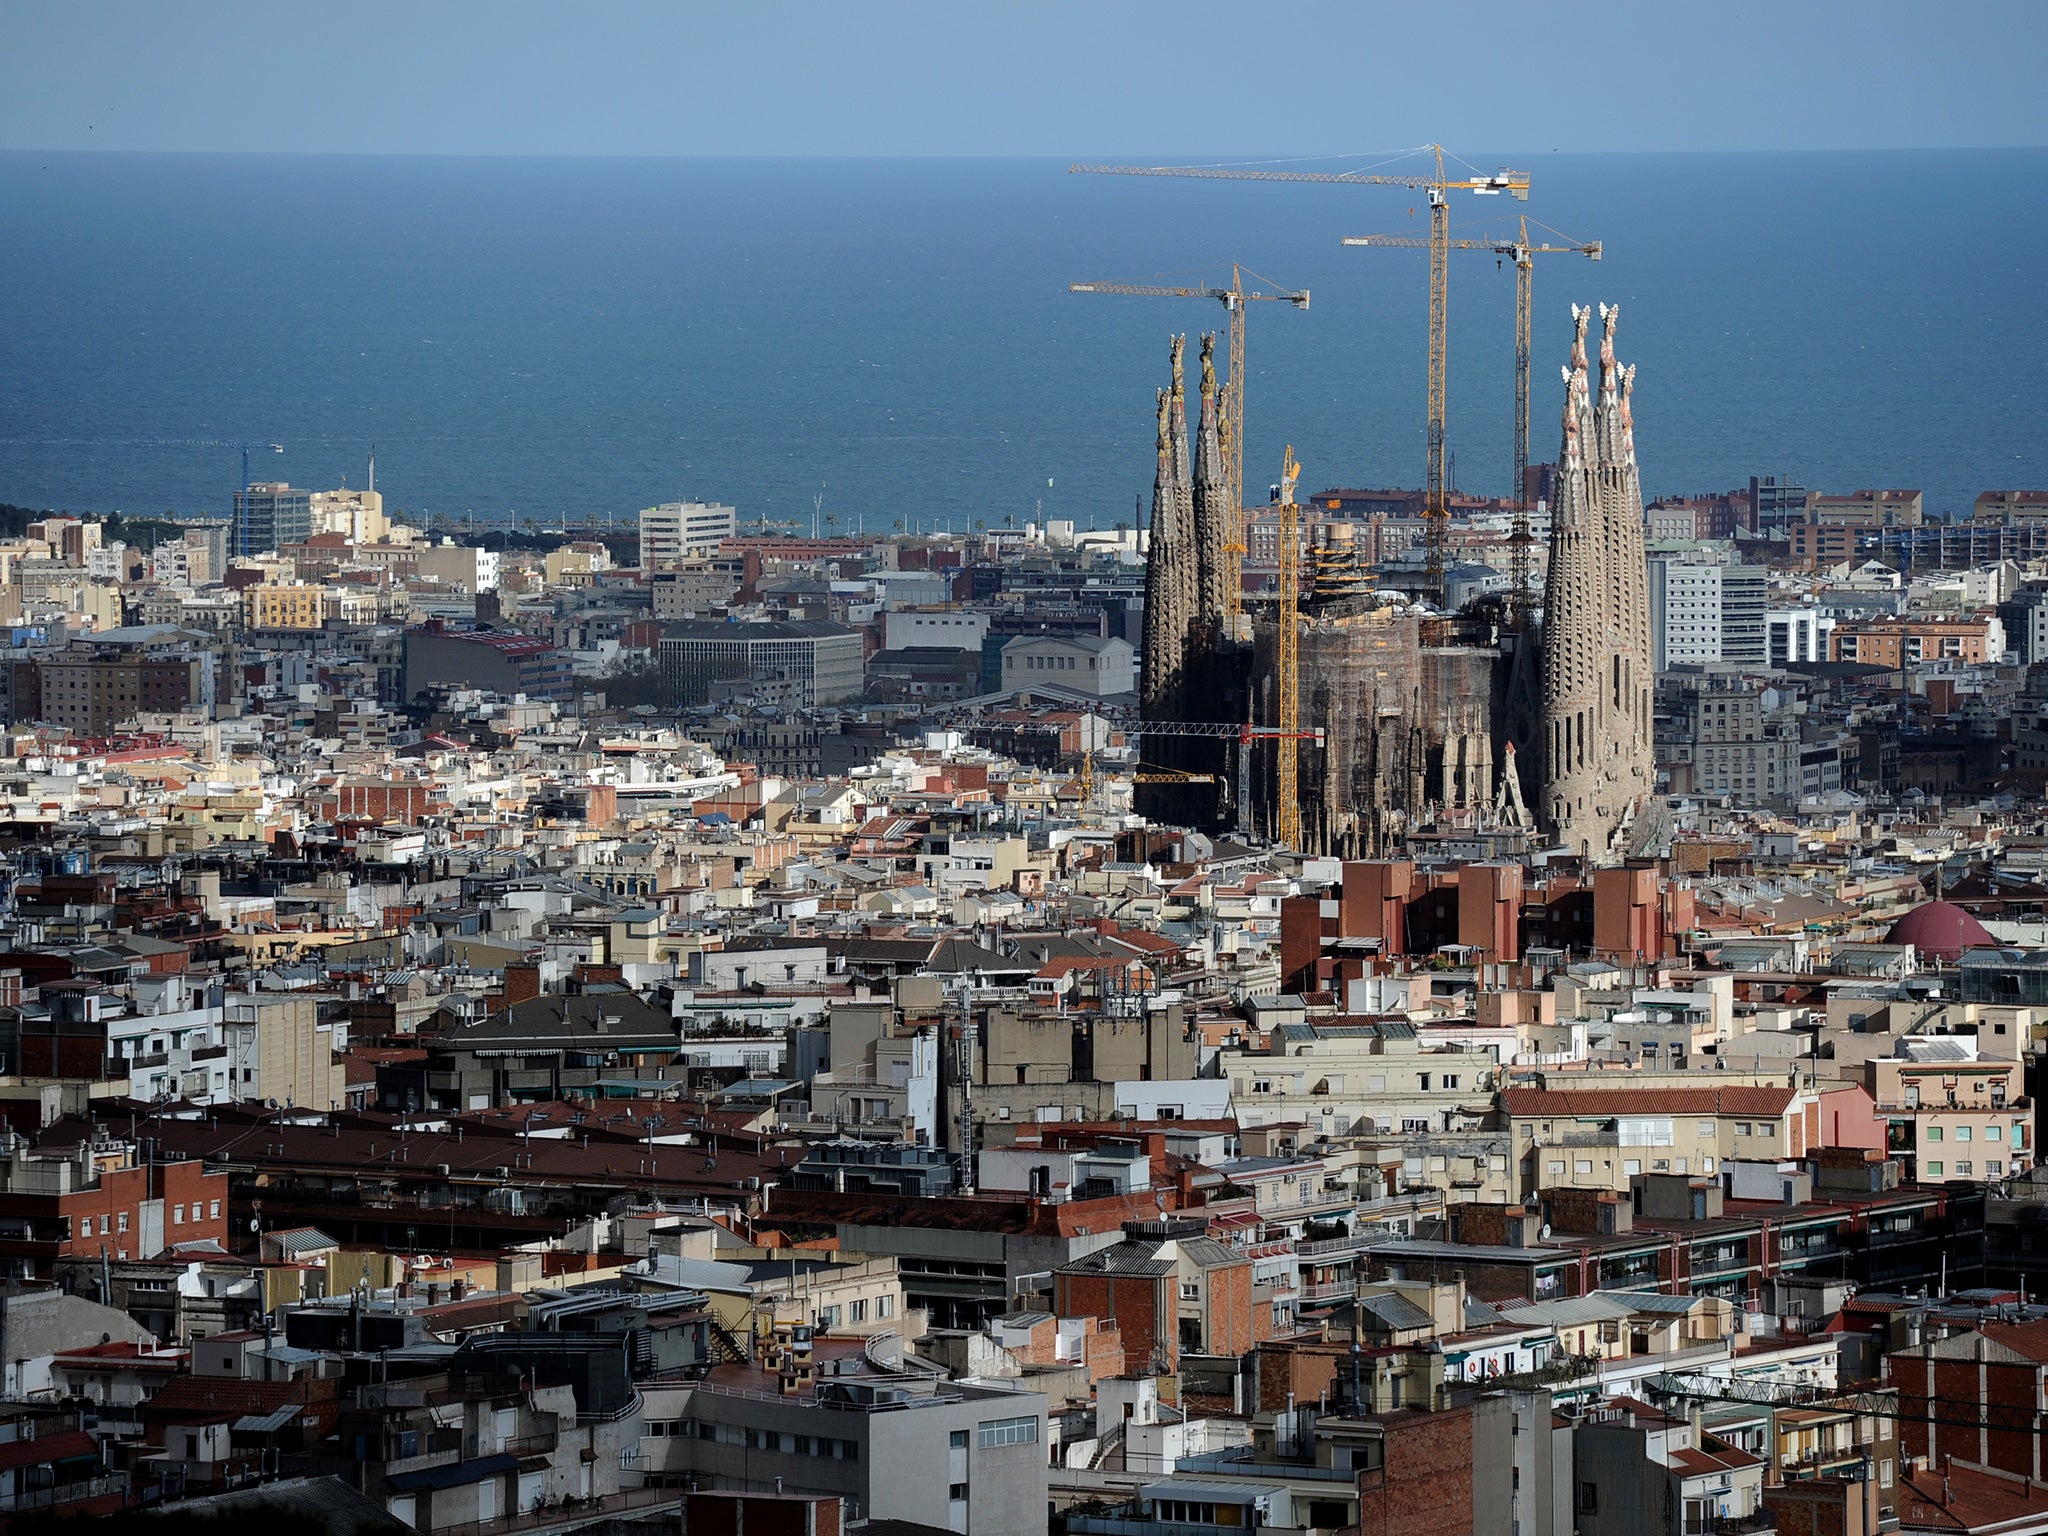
[[248, 1218, 261, 1233], [1539, 1223, 1552, 1240]]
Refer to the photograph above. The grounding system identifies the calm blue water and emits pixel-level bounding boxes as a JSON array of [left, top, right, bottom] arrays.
[[2, 151, 2044, 527]]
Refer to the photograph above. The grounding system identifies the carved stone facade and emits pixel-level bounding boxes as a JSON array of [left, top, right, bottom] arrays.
[[1539, 304, 1655, 860]]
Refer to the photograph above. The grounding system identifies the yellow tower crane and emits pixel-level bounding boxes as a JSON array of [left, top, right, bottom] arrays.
[[1069, 267, 1309, 628], [1342, 215, 1599, 620], [1275, 445, 1304, 849], [1073, 147, 1529, 600]]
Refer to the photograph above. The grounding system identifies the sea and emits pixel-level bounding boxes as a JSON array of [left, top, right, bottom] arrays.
[[2, 149, 2044, 530]]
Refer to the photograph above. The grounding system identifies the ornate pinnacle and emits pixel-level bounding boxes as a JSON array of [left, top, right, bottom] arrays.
[[1570, 304, 1591, 370], [1618, 364, 1638, 463], [1199, 332, 1217, 398], [1156, 388, 1172, 465], [1170, 334, 1185, 401]]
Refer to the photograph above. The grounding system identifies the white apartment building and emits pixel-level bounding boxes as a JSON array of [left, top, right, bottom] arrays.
[[883, 609, 989, 653], [1767, 605, 1829, 665], [638, 502, 738, 570], [1649, 558, 1769, 672]]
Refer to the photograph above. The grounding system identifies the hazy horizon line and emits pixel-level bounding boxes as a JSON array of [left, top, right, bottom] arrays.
[[5, 145, 2046, 164]]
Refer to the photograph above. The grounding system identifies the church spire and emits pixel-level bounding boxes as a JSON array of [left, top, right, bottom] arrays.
[[1192, 332, 1231, 623]]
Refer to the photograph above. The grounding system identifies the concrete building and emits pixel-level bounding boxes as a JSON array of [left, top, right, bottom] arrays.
[[1766, 605, 1828, 666], [1647, 559, 1768, 677], [1000, 633, 1135, 699], [636, 1359, 1048, 1536], [232, 482, 311, 560], [1540, 305, 1655, 861], [26, 645, 202, 733], [1811, 488, 1924, 527], [1647, 559, 1722, 672], [1572, 1398, 1769, 1536], [1690, 687, 1801, 802], [883, 609, 990, 653], [639, 502, 738, 570], [659, 619, 864, 708], [402, 626, 573, 704]]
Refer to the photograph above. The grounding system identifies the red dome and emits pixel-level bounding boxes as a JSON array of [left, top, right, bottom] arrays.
[[1884, 901, 1996, 964]]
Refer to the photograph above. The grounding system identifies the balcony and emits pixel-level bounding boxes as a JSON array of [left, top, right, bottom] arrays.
[[1298, 1278, 1359, 1304], [1686, 1513, 1776, 1536]]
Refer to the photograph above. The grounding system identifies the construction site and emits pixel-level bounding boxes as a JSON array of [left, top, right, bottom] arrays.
[[1079, 146, 1652, 862]]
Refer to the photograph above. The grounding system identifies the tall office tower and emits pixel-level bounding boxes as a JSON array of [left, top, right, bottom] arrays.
[[233, 482, 311, 560]]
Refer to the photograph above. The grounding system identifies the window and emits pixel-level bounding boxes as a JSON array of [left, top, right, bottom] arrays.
[[80, 1217, 93, 1238], [1547, 1161, 1565, 1176], [173, 1205, 185, 1224], [877, 1296, 893, 1318], [209, 1201, 220, 1220], [1925, 1161, 1943, 1177], [1419, 1074, 1432, 1091], [1735, 1122, 1753, 1137], [851, 1299, 867, 1323], [1443, 1075, 1459, 1090], [950, 1430, 968, 1450], [117, 1213, 128, 1234], [1925, 1126, 1942, 1142], [1955, 1127, 1972, 1143], [1986, 1125, 2004, 1143], [1955, 1162, 1973, 1176], [1580, 1483, 1600, 1515], [977, 1416, 1038, 1448], [1987, 1160, 2004, 1176], [1575, 1160, 1593, 1175]]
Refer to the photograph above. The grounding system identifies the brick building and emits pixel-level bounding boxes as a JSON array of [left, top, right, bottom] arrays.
[[0, 1138, 229, 1280], [1053, 1218, 1268, 1374], [1891, 1317, 2048, 1487]]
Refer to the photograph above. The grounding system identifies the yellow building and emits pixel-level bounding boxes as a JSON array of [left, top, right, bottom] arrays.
[[244, 583, 327, 631]]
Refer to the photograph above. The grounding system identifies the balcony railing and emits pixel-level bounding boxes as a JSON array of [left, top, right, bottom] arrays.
[[1298, 1278, 1358, 1303]]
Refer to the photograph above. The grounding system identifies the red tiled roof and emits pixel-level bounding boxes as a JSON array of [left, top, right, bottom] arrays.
[[0, 1432, 98, 1472], [1981, 1316, 2048, 1365], [1500, 1086, 1797, 1118]]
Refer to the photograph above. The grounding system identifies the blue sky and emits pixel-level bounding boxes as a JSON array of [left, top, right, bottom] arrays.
[[3, 0, 2043, 157]]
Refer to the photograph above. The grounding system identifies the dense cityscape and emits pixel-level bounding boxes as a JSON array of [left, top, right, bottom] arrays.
[[5, 5, 2048, 1535], [0, 282, 2041, 1536]]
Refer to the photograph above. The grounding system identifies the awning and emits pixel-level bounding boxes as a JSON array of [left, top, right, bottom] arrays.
[[386, 1453, 520, 1492]]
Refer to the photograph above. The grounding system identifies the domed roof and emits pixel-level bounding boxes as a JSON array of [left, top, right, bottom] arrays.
[[1884, 901, 1996, 964]]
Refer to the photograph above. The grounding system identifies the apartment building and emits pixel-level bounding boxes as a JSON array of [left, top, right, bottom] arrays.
[[0, 1137, 228, 1280], [636, 1352, 1048, 1536], [638, 502, 738, 570], [1499, 1083, 1819, 1197], [1830, 615, 2002, 668], [1866, 1044, 2033, 1183], [1647, 558, 1768, 672]]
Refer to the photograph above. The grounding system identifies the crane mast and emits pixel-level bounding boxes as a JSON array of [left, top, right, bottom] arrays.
[[1427, 174, 1450, 599], [1073, 148, 1528, 608], [1069, 266, 1308, 628], [1510, 239, 1534, 622], [1343, 214, 1598, 615]]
